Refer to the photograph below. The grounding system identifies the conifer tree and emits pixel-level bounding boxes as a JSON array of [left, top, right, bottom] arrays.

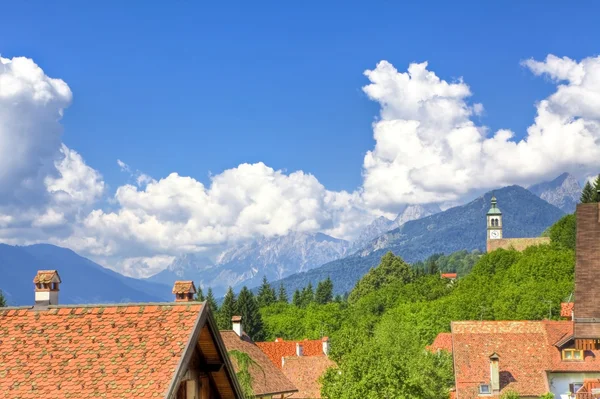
[[300, 283, 315, 307], [195, 285, 205, 302], [0, 290, 5, 307], [257, 276, 276, 308], [236, 286, 265, 341], [593, 174, 600, 202], [278, 283, 288, 303], [334, 294, 343, 303], [206, 288, 219, 313], [292, 289, 302, 307], [315, 277, 334, 304], [581, 181, 595, 203], [218, 287, 237, 330]]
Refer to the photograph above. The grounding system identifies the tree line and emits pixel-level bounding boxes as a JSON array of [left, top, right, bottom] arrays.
[[580, 174, 600, 203]]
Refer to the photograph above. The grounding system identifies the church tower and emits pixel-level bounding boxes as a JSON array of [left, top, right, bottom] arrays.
[[486, 194, 503, 249]]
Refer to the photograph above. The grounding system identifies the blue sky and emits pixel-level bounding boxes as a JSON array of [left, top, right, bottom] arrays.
[[2, 1, 600, 276], [2, 0, 596, 192]]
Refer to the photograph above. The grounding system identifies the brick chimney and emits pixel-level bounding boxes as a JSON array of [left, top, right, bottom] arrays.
[[574, 202, 600, 342], [322, 336, 330, 356], [172, 281, 196, 302], [489, 352, 500, 393], [232, 315, 243, 337], [33, 270, 61, 306], [296, 343, 303, 356]]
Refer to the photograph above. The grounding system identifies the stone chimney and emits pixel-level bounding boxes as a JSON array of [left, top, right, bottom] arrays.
[[172, 281, 196, 302], [322, 336, 330, 356], [574, 202, 600, 342], [232, 315, 243, 337], [33, 270, 61, 306], [489, 352, 500, 393], [296, 343, 303, 356]]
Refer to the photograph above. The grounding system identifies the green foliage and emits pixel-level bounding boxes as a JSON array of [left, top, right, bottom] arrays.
[[277, 283, 288, 303], [539, 393, 554, 399], [195, 285, 205, 302], [236, 287, 265, 341], [500, 390, 520, 399], [547, 214, 576, 251], [217, 287, 237, 330], [0, 290, 5, 307], [581, 180, 596, 203], [298, 283, 315, 307], [257, 276, 277, 308], [348, 252, 413, 303], [315, 277, 334, 304], [414, 250, 482, 277], [228, 350, 258, 399], [594, 174, 600, 202], [206, 288, 219, 313]]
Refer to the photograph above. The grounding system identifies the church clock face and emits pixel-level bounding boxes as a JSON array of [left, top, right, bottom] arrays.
[[490, 230, 500, 239]]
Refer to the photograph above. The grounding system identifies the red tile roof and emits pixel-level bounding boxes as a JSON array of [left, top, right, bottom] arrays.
[[427, 332, 453, 353], [282, 356, 336, 399], [172, 280, 196, 294], [220, 331, 297, 396], [0, 303, 205, 398], [33, 270, 61, 284], [441, 273, 458, 279], [256, 339, 325, 369], [451, 320, 600, 399], [561, 302, 574, 318]]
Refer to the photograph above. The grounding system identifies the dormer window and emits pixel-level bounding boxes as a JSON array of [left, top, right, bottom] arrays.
[[479, 384, 491, 394], [562, 348, 584, 361]]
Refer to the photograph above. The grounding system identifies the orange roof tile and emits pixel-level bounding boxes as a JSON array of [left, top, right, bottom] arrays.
[[282, 356, 336, 399], [441, 273, 457, 279], [427, 332, 453, 353], [172, 280, 196, 294], [0, 303, 203, 398], [256, 339, 325, 369], [561, 302, 574, 318], [220, 331, 297, 396], [450, 320, 600, 399]]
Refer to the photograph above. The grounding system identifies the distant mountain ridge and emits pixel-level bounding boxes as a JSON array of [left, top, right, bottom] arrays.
[[0, 244, 171, 306], [269, 185, 565, 296], [528, 172, 581, 213], [148, 232, 350, 296]]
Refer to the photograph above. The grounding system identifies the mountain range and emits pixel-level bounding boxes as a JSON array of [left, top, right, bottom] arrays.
[[268, 184, 566, 296], [527, 172, 581, 213]]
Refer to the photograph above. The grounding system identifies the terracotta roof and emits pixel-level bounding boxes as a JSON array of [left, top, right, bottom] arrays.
[[172, 280, 196, 294], [257, 339, 325, 368], [441, 273, 457, 279], [282, 356, 336, 399], [561, 302, 574, 318], [0, 303, 209, 398], [451, 320, 600, 399], [221, 331, 297, 396], [33, 270, 61, 284], [427, 332, 453, 353]]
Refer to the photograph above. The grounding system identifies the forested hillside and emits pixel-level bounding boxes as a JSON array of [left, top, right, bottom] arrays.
[[202, 213, 575, 398]]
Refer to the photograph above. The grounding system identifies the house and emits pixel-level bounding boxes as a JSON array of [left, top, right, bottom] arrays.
[[430, 202, 600, 398], [441, 273, 458, 283], [257, 337, 336, 399], [0, 273, 245, 399], [486, 194, 550, 252], [220, 316, 298, 399]]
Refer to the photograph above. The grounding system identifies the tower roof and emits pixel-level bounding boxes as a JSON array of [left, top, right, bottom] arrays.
[[487, 194, 502, 215]]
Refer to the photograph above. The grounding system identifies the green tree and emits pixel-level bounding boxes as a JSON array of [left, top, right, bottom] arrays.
[[236, 286, 265, 341], [218, 287, 237, 330], [315, 277, 334, 304], [278, 283, 288, 303], [257, 276, 277, 308], [500, 390, 520, 399], [593, 174, 600, 202], [581, 180, 595, 203], [206, 288, 219, 313], [547, 214, 576, 251], [300, 283, 315, 307], [292, 289, 302, 307], [0, 290, 5, 307], [348, 252, 414, 303], [195, 285, 205, 302]]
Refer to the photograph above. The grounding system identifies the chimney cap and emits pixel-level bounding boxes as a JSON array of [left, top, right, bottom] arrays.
[[489, 352, 500, 360], [172, 281, 196, 295], [33, 270, 61, 284], [322, 336, 329, 342], [232, 315, 242, 322]]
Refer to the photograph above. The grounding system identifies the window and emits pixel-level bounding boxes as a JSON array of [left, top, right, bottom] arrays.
[[479, 384, 491, 394], [569, 383, 583, 393], [562, 349, 584, 360]]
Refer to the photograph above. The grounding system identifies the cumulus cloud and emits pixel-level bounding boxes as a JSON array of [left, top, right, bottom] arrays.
[[360, 56, 600, 213]]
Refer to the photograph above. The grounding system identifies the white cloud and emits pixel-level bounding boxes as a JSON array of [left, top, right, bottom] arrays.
[[360, 56, 600, 213]]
